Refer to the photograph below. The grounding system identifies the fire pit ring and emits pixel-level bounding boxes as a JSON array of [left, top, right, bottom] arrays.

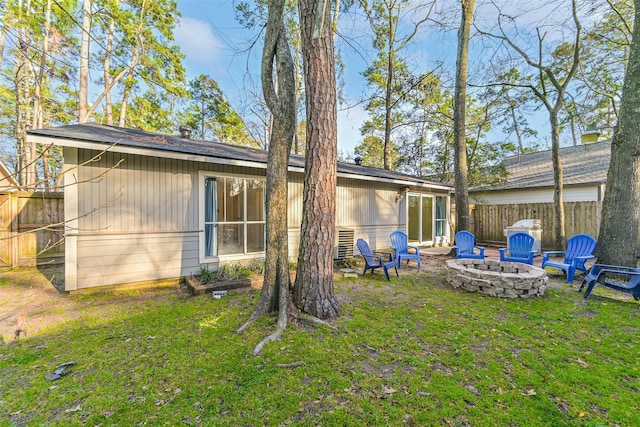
[[445, 258, 548, 298]]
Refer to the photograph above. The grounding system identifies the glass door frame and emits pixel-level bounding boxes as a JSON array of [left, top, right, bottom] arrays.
[[406, 193, 435, 245]]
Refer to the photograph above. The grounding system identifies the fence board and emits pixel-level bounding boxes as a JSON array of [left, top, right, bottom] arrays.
[[471, 201, 601, 250], [0, 192, 64, 267]]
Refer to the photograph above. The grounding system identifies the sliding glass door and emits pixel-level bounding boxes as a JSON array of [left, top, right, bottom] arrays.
[[407, 194, 447, 244], [408, 195, 433, 243]]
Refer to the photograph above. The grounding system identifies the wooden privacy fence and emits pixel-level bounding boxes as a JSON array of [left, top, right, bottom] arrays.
[[0, 192, 64, 268], [471, 201, 602, 250]]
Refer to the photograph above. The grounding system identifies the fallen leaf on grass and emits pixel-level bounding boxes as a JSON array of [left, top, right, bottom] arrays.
[[383, 387, 397, 395], [64, 405, 82, 413], [579, 412, 586, 417], [522, 389, 536, 396], [575, 358, 589, 368]]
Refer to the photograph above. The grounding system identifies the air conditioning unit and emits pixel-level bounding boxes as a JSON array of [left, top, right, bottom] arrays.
[[334, 228, 355, 260]]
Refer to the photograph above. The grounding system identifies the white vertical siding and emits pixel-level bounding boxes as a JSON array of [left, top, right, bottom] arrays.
[[75, 232, 200, 288], [335, 177, 402, 227], [63, 147, 79, 290], [70, 150, 267, 289], [67, 149, 449, 289]]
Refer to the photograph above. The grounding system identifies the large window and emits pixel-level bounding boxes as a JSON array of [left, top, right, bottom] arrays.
[[202, 174, 265, 259]]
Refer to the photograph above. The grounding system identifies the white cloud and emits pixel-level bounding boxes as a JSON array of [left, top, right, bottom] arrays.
[[175, 17, 224, 67]]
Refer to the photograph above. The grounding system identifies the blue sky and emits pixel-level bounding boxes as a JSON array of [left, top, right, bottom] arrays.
[[173, 1, 459, 155], [172, 1, 600, 155]]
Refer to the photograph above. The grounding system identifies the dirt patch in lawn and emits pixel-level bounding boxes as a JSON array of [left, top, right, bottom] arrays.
[[0, 265, 190, 344]]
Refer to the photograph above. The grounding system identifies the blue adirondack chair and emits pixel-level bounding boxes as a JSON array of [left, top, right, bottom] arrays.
[[453, 231, 485, 260], [390, 230, 421, 270], [499, 232, 537, 265], [541, 234, 597, 283], [579, 264, 640, 300], [356, 238, 398, 281]]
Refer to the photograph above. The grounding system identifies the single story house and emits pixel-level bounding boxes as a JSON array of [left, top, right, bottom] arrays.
[[27, 124, 453, 291], [470, 141, 611, 204]]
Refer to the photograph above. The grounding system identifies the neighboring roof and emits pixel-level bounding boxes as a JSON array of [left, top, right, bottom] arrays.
[[27, 123, 452, 191], [471, 141, 611, 192], [0, 159, 19, 191]]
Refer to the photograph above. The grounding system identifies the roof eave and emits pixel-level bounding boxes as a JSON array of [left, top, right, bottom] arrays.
[[28, 133, 453, 191]]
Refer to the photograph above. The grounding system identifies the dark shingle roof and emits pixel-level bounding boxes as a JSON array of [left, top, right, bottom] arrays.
[[471, 141, 610, 192], [28, 123, 452, 189]]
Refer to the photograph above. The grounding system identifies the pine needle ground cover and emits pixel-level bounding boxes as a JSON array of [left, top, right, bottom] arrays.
[[1, 267, 639, 426]]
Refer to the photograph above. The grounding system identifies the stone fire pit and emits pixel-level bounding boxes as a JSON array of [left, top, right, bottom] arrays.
[[445, 258, 548, 298]]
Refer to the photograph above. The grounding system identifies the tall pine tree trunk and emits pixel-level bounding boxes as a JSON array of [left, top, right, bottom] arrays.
[[453, 0, 474, 232], [596, 0, 640, 267], [293, 0, 340, 319]]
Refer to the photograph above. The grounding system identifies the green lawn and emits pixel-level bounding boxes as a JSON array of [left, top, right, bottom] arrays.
[[1, 269, 639, 426]]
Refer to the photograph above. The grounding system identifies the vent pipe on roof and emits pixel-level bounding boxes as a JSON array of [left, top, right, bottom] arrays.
[[179, 125, 192, 139], [354, 156, 362, 165]]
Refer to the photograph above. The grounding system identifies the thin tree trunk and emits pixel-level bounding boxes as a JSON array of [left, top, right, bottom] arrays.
[[78, 0, 91, 123], [479, 0, 580, 246], [118, 82, 131, 127], [509, 102, 524, 153], [201, 97, 205, 138], [42, 154, 51, 191], [16, 0, 36, 189], [238, 0, 296, 340], [32, 0, 50, 131], [383, 11, 395, 170], [453, 0, 474, 232], [570, 116, 578, 146], [103, 9, 117, 125], [294, 0, 341, 319], [546, 0, 581, 249], [596, 0, 640, 267], [550, 112, 565, 249], [32, 0, 52, 190]]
